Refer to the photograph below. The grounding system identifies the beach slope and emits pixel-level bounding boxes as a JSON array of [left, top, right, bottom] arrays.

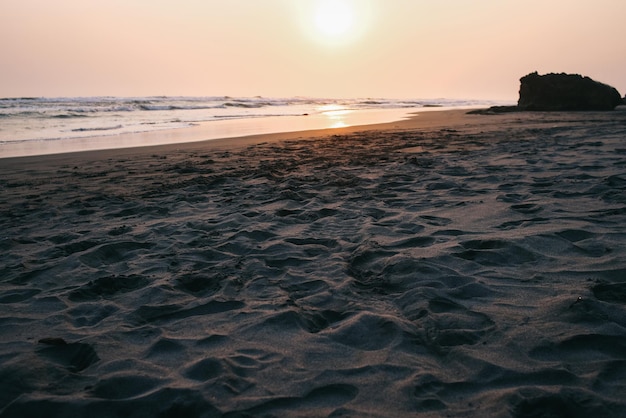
[[1, 109, 626, 417]]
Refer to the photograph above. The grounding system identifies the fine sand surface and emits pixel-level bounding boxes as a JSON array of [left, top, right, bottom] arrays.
[[1, 109, 626, 417]]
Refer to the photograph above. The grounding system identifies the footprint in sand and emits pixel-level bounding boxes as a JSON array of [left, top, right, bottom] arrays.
[[37, 338, 99, 372]]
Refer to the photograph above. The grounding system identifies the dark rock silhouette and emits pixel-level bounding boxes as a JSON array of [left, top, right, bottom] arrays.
[[517, 72, 622, 111]]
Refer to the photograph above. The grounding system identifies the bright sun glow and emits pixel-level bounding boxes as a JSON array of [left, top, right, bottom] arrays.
[[297, 0, 372, 47], [314, 1, 354, 38], [318, 104, 351, 128]]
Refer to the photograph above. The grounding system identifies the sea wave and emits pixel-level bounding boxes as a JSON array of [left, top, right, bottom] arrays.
[[53, 113, 90, 119], [71, 125, 123, 132], [0, 96, 513, 150]]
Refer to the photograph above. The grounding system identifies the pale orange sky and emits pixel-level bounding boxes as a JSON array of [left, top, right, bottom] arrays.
[[1, 0, 625, 100]]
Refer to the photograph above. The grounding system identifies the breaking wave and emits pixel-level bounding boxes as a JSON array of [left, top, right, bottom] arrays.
[[0, 95, 511, 156]]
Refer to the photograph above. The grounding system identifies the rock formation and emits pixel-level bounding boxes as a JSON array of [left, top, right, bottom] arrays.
[[517, 72, 622, 111]]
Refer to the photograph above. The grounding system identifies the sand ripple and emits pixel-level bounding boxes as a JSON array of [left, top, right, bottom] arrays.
[[2, 110, 626, 416]]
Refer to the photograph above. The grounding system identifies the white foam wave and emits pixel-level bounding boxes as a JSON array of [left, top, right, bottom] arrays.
[[0, 96, 513, 156]]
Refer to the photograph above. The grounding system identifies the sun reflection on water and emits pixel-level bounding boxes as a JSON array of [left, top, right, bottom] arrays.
[[318, 104, 352, 128]]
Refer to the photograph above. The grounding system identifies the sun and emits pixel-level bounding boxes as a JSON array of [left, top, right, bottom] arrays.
[[296, 0, 372, 47], [314, 0, 354, 38]]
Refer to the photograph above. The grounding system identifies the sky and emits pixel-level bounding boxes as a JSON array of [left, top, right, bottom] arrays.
[[1, 0, 625, 101]]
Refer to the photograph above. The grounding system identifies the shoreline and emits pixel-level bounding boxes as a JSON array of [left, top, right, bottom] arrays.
[[0, 107, 418, 160], [0, 106, 506, 163], [1, 107, 511, 167], [4, 106, 625, 169]]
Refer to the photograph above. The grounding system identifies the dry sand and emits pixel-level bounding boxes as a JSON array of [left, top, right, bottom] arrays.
[[1, 108, 626, 417]]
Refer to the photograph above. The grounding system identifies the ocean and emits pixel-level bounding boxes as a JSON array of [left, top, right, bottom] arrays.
[[0, 96, 507, 158]]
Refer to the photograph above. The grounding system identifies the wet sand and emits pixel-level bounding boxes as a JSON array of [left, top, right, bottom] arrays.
[[2, 108, 626, 417]]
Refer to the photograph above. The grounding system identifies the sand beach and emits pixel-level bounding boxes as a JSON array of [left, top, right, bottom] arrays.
[[1, 108, 626, 417]]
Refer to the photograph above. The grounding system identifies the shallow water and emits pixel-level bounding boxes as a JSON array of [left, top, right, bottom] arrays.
[[0, 96, 507, 158], [0, 107, 413, 158]]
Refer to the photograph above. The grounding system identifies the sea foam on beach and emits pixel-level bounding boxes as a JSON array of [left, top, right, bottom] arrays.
[[1, 109, 626, 417], [0, 96, 505, 158]]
